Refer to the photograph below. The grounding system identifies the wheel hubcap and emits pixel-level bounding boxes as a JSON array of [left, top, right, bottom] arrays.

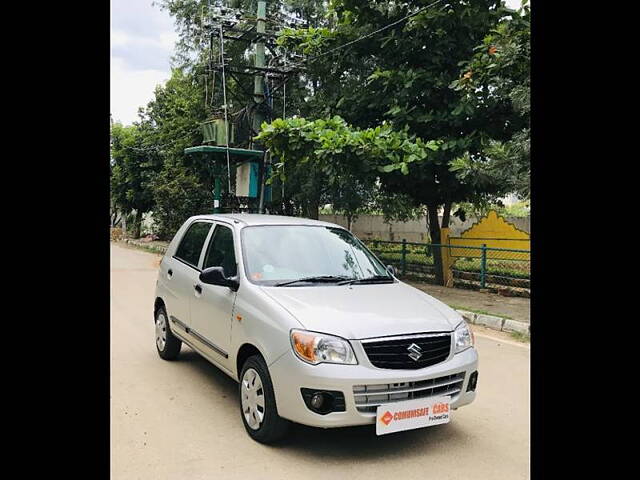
[[241, 368, 265, 430], [155, 313, 167, 351]]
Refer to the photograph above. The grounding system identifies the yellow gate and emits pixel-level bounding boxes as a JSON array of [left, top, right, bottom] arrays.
[[440, 210, 530, 287]]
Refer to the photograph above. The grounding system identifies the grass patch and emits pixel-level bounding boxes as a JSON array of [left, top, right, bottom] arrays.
[[508, 330, 530, 342], [119, 240, 166, 256]]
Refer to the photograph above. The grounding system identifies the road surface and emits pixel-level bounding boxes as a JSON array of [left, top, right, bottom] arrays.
[[111, 242, 529, 480]]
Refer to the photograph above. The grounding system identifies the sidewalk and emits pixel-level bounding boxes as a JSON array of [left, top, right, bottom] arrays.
[[406, 281, 530, 324]]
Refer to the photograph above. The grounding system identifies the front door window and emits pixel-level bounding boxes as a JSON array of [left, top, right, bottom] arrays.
[[203, 224, 237, 277]]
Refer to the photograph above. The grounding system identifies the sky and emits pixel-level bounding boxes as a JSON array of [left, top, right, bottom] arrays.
[[110, 0, 526, 126], [111, 0, 178, 125]]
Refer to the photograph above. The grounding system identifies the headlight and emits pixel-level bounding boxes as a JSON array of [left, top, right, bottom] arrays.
[[454, 321, 474, 353], [290, 329, 357, 365]]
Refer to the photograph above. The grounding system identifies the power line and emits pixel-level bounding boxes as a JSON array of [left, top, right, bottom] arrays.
[[296, 0, 446, 66]]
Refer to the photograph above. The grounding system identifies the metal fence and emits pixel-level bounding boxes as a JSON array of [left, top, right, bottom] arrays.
[[363, 239, 530, 292]]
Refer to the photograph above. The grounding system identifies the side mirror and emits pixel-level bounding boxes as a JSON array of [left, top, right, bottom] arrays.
[[386, 265, 397, 277], [199, 266, 239, 291]]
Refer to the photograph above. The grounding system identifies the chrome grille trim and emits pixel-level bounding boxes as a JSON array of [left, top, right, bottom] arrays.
[[354, 388, 462, 409], [360, 332, 451, 343], [352, 372, 466, 414], [352, 376, 463, 397]]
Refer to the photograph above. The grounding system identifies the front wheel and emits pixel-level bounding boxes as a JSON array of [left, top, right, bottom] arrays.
[[239, 355, 290, 443]]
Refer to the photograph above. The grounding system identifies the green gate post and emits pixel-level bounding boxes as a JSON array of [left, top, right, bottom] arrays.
[[401, 239, 407, 276], [480, 243, 487, 288]]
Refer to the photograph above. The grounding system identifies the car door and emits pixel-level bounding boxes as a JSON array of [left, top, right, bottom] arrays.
[[189, 222, 239, 367], [164, 220, 213, 334]]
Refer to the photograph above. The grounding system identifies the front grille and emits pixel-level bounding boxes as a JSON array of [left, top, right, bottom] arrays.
[[353, 372, 466, 414], [361, 333, 452, 369]]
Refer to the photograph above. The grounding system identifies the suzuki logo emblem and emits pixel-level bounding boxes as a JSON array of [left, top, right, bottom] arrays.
[[407, 343, 423, 361]]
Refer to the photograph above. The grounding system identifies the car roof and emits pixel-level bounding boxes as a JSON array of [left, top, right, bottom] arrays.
[[189, 213, 343, 228]]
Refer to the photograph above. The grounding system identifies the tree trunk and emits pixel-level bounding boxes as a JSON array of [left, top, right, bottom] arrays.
[[306, 199, 319, 220], [427, 203, 444, 285], [122, 212, 127, 237], [133, 210, 142, 239], [442, 201, 452, 229]]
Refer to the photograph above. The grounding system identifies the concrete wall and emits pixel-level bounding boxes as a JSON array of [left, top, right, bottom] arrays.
[[136, 210, 529, 242], [320, 214, 530, 242]]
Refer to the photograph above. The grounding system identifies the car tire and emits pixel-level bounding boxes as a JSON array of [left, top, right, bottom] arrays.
[[239, 355, 290, 443], [155, 306, 181, 360]]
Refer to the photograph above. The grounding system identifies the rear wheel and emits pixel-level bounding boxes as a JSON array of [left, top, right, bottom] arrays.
[[239, 355, 289, 443], [155, 306, 181, 360]]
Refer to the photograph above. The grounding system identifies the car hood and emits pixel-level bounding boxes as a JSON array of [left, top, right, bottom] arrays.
[[260, 281, 461, 340]]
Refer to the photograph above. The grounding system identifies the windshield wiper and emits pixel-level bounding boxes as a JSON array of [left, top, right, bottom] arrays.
[[338, 275, 395, 285], [274, 275, 353, 287]]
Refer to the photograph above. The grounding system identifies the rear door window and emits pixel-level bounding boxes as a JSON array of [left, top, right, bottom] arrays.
[[174, 221, 213, 268]]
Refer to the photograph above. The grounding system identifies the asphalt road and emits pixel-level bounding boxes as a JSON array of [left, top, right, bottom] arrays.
[[111, 242, 530, 480]]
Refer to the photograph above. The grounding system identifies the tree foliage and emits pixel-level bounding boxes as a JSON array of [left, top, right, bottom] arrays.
[[262, 0, 531, 283], [142, 68, 215, 238], [274, 1, 517, 212], [450, 1, 530, 199], [257, 115, 439, 220], [110, 122, 162, 238]]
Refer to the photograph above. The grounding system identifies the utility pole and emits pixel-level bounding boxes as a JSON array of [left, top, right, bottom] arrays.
[[193, 0, 298, 214], [253, 1, 266, 131], [253, 1, 267, 213]]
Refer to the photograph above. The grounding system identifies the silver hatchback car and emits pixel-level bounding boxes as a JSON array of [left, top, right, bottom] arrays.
[[154, 214, 478, 443]]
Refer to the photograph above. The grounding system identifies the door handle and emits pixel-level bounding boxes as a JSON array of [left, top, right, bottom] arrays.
[[167, 269, 173, 279], [194, 284, 202, 294]]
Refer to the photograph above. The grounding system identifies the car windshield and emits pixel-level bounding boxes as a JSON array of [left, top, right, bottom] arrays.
[[241, 225, 391, 286]]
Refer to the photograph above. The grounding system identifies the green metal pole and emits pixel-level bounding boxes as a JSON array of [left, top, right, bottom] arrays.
[[401, 239, 407, 276], [213, 177, 221, 213], [480, 243, 487, 288]]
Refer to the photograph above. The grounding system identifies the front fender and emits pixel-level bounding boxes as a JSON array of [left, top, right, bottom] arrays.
[[230, 283, 303, 379]]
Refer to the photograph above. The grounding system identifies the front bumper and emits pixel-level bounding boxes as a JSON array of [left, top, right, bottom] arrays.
[[269, 344, 478, 428]]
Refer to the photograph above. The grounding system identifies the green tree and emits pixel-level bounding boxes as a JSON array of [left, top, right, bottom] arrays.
[[141, 68, 214, 239], [256, 115, 439, 223], [110, 122, 162, 238], [450, 1, 530, 200], [274, 0, 518, 283]]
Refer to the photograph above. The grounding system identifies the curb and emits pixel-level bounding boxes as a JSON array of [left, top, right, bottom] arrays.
[[456, 309, 530, 338], [121, 238, 168, 255]]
